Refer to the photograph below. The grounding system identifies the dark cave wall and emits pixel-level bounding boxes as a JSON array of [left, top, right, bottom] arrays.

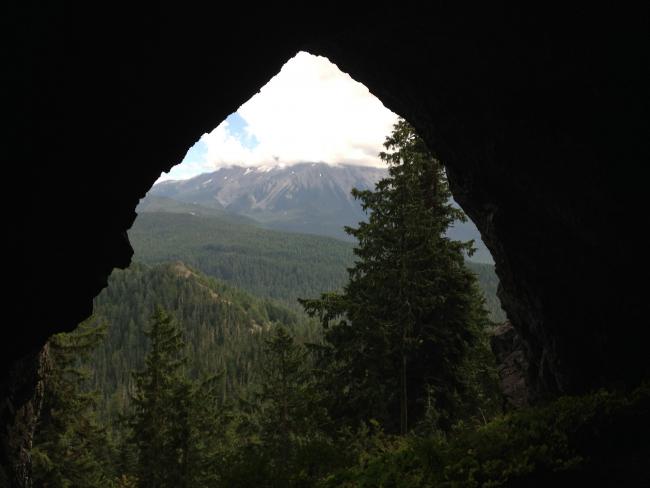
[[0, 348, 49, 488], [5, 2, 649, 435], [305, 5, 649, 395]]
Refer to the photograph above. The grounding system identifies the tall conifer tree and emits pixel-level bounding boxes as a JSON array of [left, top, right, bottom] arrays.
[[301, 119, 492, 433], [126, 306, 222, 488], [252, 326, 335, 487], [128, 307, 192, 488]]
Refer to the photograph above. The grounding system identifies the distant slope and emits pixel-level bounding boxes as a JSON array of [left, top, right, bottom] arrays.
[[129, 207, 505, 321], [448, 216, 494, 264], [90, 261, 318, 422], [149, 162, 493, 262], [129, 210, 355, 309], [466, 261, 506, 323], [136, 195, 256, 224]]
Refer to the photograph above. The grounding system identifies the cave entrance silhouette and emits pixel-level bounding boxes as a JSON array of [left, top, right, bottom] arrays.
[[6, 5, 649, 486]]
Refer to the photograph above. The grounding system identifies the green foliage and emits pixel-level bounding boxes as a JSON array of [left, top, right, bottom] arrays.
[[88, 261, 319, 425], [128, 210, 355, 311], [31, 319, 117, 487], [34, 312, 650, 487], [258, 327, 335, 483], [125, 307, 222, 488], [217, 327, 343, 487], [127, 307, 189, 487], [129, 202, 506, 322], [465, 261, 506, 323], [317, 383, 650, 487], [300, 119, 499, 434]]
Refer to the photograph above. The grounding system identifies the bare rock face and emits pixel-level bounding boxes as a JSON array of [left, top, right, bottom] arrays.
[[4, 6, 649, 476], [491, 322, 529, 410]]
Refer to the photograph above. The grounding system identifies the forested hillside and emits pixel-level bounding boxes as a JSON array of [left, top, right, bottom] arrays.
[[130, 207, 506, 321], [147, 163, 494, 263], [89, 261, 319, 424], [136, 195, 258, 224], [466, 260, 505, 322], [87, 262, 502, 430], [129, 211, 354, 310]]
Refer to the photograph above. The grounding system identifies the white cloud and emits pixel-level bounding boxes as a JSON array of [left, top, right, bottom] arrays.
[[158, 52, 398, 181]]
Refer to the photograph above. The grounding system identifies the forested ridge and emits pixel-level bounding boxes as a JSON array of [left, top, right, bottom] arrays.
[[88, 261, 320, 426], [129, 211, 355, 311]]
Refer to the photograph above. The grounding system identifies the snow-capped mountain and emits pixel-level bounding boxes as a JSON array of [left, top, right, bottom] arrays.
[[149, 163, 387, 241], [147, 162, 492, 262]]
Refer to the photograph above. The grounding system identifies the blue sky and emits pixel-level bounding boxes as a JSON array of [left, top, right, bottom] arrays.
[[157, 52, 397, 182], [223, 113, 259, 149]]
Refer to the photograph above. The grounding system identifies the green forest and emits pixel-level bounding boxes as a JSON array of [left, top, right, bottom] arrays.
[[29, 120, 648, 487], [129, 208, 355, 311], [129, 202, 505, 322], [88, 261, 321, 426]]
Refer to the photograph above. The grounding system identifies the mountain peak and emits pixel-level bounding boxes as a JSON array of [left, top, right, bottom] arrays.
[[148, 163, 388, 241], [146, 163, 493, 262]]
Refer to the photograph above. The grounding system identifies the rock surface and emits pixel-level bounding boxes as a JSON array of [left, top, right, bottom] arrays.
[[491, 322, 529, 410], [5, 7, 649, 477], [0, 347, 49, 488]]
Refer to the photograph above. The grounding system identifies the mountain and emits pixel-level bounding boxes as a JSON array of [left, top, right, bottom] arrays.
[[129, 205, 506, 322], [149, 162, 389, 241], [148, 162, 493, 262]]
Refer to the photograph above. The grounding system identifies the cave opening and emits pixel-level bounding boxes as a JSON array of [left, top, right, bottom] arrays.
[[7, 5, 649, 482], [26, 51, 516, 486]]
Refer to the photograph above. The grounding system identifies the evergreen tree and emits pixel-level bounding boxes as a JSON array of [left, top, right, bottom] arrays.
[[183, 374, 223, 487], [300, 119, 494, 434], [258, 327, 325, 478], [127, 307, 192, 488], [31, 319, 116, 487], [126, 306, 223, 488], [221, 326, 338, 487]]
